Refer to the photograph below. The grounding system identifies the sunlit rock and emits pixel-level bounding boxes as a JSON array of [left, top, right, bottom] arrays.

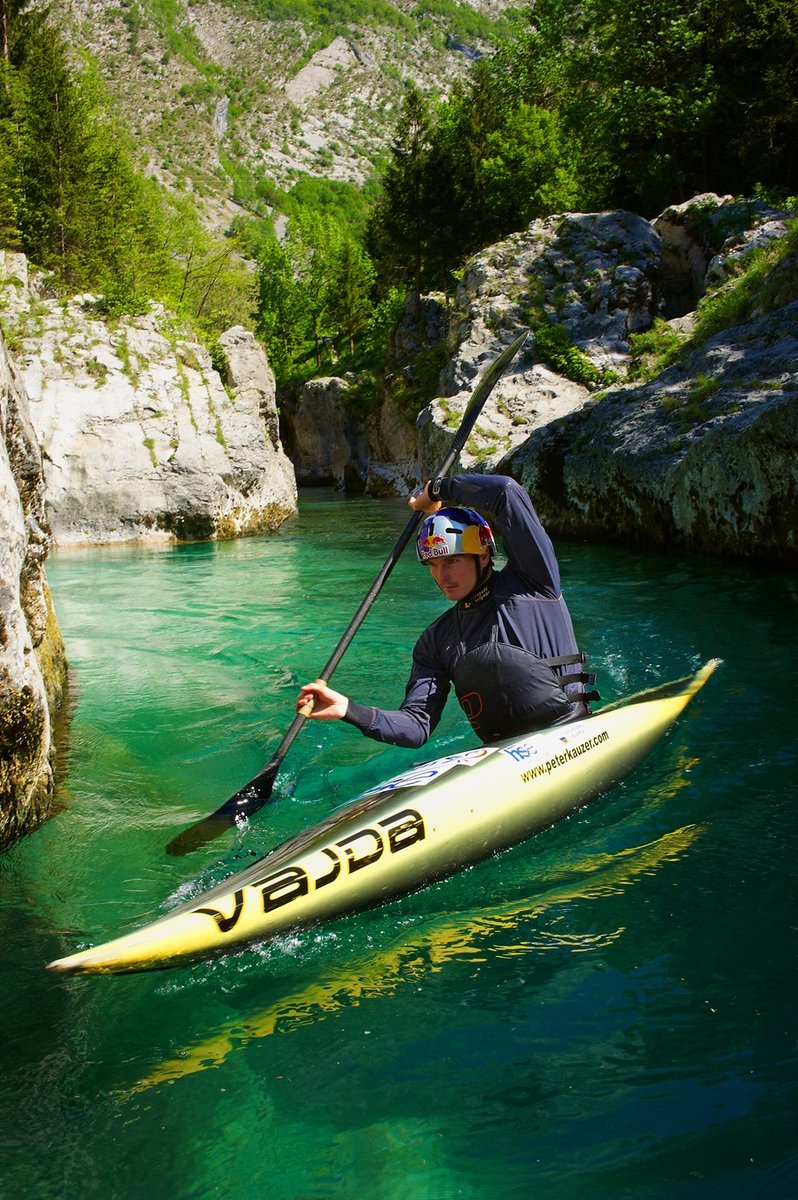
[[1, 255, 297, 545]]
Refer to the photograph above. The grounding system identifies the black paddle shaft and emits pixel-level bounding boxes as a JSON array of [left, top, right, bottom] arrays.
[[165, 331, 528, 854]]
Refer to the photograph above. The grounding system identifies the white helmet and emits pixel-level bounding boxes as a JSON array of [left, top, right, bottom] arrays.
[[417, 507, 496, 564]]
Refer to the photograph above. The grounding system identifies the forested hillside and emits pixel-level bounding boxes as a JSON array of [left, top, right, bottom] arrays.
[[1, 0, 796, 399]]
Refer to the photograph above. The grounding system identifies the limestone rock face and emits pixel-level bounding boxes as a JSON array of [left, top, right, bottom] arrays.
[[403, 196, 797, 565], [280, 378, 419, 495], [364, 395, 421, 496], [285, 202, 669, 494], [0, 327, 68, 844], [282, 377, 365, 490], [271, 196, 798, 565], [1, 254, 297, 545], [504, 300, 798, 564], [653, 193, 793, 314], [284, 36, 374, 107], [391, 292, 449, 359], [415, 209, 663, 481]]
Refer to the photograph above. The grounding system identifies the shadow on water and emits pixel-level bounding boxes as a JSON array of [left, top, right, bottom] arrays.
[[126, 821, 705, 1097]]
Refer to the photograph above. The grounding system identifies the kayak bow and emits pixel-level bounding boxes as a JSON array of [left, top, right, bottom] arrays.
[[48, 659, 720, 976]]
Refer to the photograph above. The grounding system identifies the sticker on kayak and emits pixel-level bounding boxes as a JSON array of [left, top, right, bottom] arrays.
[[499, 721, 595, 763], [358, 746, 497, 797]]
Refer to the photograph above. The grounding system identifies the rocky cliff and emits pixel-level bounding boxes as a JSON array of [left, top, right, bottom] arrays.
[[0, 327, 68, 843], [505, 300, 798, 563], [284, 194, 797, 565], [1, 252, 297, 545], [498, 199, 798, 564]]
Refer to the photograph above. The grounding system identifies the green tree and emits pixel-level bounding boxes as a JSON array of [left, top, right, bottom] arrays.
[[588, 0, 719, 212], [510, 0, 798, 212], [0, 142, 20, 245], [71, 109, 173, 307], [13, 25, 91, 274], [256, 234, 304, 377], [284, 175, 376, 242], [1, 17, 175, 303], [289, 210, 347, 368], [0, 60, 25, 245], [478, 103, 578, 228], [0, 0, 47, 68], [0, 5, 258, 340], [256, 214, 378, 380], [708, 0, 798, 199], [327, 235, 376, 354], [368, 62, 582, 291], [163, 193, 254, 333], [433, 63, 509, 254], [366, 83, 436, 298]]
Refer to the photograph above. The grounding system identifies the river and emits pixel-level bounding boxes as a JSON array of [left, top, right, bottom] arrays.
[[1, 490, 796, 1199]]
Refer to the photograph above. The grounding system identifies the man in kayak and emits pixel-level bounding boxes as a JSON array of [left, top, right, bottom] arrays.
[[296, 473, 597, 746]]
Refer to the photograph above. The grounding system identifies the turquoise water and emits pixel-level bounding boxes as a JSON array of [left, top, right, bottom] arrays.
[[1, 490, 796, 1200]]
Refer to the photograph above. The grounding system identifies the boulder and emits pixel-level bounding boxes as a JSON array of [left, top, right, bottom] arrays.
[[653, 193, 792, 314], [281, 377, 419, 494], [416, 209, 663, 480], [281, 377, 365, 490], [503, 300, 798, 564], [0, 253, 297, 545]]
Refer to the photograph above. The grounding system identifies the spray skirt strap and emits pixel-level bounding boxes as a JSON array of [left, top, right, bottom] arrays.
[[544, 652, 600, 703]]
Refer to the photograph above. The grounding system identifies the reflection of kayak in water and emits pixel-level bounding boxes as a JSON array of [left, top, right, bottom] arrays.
[[48, 659, 720, 977], [128, 821, 703, 1096]]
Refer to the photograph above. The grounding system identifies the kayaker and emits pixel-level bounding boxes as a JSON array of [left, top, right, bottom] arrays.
[[296, 473, 597, 746]]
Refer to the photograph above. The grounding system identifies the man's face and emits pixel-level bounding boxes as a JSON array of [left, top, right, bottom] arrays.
[[427, 552, 489, 601]]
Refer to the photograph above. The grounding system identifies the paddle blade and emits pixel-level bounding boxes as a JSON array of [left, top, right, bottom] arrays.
[[164, 762, 279, 856]]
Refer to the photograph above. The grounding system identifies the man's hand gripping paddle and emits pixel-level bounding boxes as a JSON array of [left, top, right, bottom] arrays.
[[165, 332, 528, 855]]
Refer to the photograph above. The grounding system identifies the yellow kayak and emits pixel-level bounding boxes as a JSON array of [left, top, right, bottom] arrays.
[[48, 659, 720, 976]]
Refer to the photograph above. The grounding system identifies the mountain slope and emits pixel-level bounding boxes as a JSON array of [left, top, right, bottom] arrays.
[[60, 0, 516, 231]]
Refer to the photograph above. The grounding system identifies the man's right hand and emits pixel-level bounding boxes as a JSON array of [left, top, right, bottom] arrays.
[[296, 680, 349, 721], [408, 482, 443, 515]]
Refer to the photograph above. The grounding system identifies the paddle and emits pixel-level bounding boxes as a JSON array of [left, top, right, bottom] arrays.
[[165, 331, 528, 855]]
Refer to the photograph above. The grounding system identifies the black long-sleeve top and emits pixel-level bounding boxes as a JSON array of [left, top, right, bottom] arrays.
[[343, 474, 582, 748]]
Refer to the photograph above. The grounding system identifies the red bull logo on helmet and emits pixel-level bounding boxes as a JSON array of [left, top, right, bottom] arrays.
[[418, 532, 450, 561]]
